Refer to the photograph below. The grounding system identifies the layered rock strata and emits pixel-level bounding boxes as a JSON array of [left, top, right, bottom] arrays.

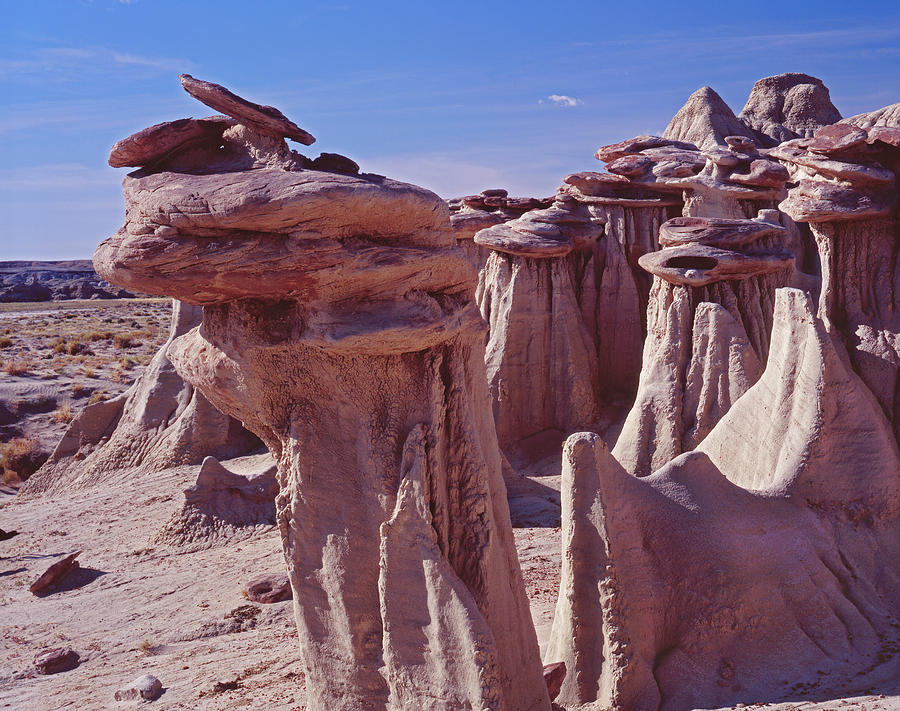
[[773, 119, 900, 445], [21, 300, 258, 496], [612, 212, 793, 476], [447, 189, 553, 269], [96, 76, 550, 711], [548, 288, 900, 710]]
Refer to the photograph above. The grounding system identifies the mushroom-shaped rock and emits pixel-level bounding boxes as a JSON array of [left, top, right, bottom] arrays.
[[738, 73, 842, 146], [474, 199, 606, 446], [179, 74, 315, 144], [776, 122, 900, 448], [96, 97, 550, 711], [21, 301, 259, 497], [594, 133, 790, 219], [447, 191, 552, 269], [612, 212, 792, 476]]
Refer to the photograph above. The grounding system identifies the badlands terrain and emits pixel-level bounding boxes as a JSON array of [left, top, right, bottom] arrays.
[[2, 70, 900, 710]]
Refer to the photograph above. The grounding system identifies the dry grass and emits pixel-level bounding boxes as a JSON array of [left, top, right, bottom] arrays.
[[0, 436, 48, 484], [52, 404, 74, 424], [3, 359, 28, 376], [87, 391, 110, 405]]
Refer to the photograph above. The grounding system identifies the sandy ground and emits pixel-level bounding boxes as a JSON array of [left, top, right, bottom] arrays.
[[0, 299, 170, 458], [1, 302, 898, 710]]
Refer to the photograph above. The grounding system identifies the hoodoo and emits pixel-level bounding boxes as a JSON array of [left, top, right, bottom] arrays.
[[612, 211, 794, 476], [94, 75, 550, 711]]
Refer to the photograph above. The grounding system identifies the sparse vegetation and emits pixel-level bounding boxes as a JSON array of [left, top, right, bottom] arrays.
[[52, 404, 74, 423], [0, 436, 48, 484], [3, 359, 28, 376], [114, 333, 141, 349], [87, 390, 110, 405]]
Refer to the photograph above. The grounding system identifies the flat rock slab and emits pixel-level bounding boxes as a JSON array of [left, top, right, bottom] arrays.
[[34, 647, 79, 674], [108, 116, 235, 168], [179, 74, 315, 145], [114, 674, 163, 702], [245, 572, 292, 603], [29, 551, 80, 595]]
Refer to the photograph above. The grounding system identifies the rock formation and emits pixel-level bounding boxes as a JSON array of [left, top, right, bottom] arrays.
[[840, 102, 900, 129], [560, 172, 681, 398], [448, 190, 554, 269], [95, 75, 550, 711], [548, 288, 900, 710], [474, 195, 606, 446], [152, 453, 277, 549], [612, 212, 793, 476], [772, 119, 900, 445], [738, 73, 842, 146], [0, 260, 136, 302], [21, 300, 259, 496], [663, 85, 758, 150]]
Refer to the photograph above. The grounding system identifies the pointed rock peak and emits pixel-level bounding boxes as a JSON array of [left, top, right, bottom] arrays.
[[738, 72, 841, 146], [663, 85, 757, 150]]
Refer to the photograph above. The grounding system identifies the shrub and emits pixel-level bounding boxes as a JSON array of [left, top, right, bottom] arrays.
[[52, 404, 73, 424], [71, 383, 91, 398], [3, 360, 28, 376], [0, 436, 48, 484], [83, 367, 96, 379], [113, 333, 140, 349], [0, 336, 12, 348], [87, 391, 109, 405]]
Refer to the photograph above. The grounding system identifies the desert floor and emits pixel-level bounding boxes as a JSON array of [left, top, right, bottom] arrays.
[[1, 300, 898, 710]]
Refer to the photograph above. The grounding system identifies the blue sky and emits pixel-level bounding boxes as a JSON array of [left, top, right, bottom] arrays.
[[2, 0, 899, 259]]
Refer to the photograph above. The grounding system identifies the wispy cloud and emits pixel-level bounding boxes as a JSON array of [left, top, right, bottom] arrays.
[[0, 45, 196, 81], [540, 94, 583, 108]]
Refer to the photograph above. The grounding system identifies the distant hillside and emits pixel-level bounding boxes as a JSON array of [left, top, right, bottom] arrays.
[[0, 260, 140, 302]]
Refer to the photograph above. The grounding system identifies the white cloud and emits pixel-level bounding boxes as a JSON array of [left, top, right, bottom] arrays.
[[542, 94, 583, 108]]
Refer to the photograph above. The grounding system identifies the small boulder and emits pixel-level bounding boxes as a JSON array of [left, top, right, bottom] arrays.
[[310, 152, 360, 175], [34, 647, 79, 674], [114, 674, 163, 702], [542, 661, 566, 701], [245, 572, 292, 603], [29, 551, 80, 595]]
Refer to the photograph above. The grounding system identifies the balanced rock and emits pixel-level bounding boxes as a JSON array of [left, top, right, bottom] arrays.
[[95, 76, 550, 711], [775, 121, 900, 446], [179, 74, 314, 144], [475, 196, 606, 446], [448, 190, 554, 269]]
